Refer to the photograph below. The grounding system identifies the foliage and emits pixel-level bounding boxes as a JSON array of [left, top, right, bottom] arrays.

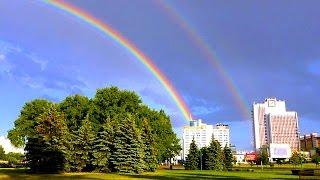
[[200, 147, 208, 170], [8, 99, 53, 147], [109, 114, 145, 174], [0, 146, 5, 160], [205, 137, 223, 170], [141, 118, 157, 172], [26, 105, 70, 173], [93, 122, 114, 172], [90, 87, 141, 126], [185, 138, 200, 170], [258, 147, 269, 165], [290, 152, 306, 167], [8, 86, 181, 174], [223, 146, 233, 169], [58, 94, 91, 131], [5, 152, 24, 165], [311, 155, 320, 166], [69, 116, 96, 172]]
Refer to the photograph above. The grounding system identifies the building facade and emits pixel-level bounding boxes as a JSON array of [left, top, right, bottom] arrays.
[[182, 119, 230, 160], [300, 133, 320, 151], [252, 98, 299, 152]]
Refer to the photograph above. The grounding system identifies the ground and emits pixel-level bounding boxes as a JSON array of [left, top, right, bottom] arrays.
[[0, 165, 319, 179]]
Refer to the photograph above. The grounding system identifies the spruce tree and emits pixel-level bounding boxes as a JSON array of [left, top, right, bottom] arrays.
[[93, 121, 114, 172], [141, 118, 157, 172], [70, 116, 96, 172], [200, 147, 209, 170], [223, 145, 233, 169], [185, 137, 200, 170], [205, 137, 223, 170], [110, 115, 144, 174]]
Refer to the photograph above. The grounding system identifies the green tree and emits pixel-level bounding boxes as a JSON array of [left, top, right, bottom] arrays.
[[185, 138, 200, 170], [200, 147, 208, 170], [69, 116, 96, 172], [58, 95, 91, 131], [138, 107, 181, 162], [93, 121, 114, 172], [0, 145, 5, 160], [223, 146, 233, 169], [312, 155, 320, 167], [5, 152, 24, 165], [26, 104, 70, 173], [141, 118, 157, 172], [91, 87, 141, 126], [291, 152, 306, 168], [110, 115, 145, 174], [205, 137, 223, 170], [259, 147, 269, 165], [8, 99, 53, 147]]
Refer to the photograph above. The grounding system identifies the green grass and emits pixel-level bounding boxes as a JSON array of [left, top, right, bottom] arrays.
[[0, 168, 302, 179]]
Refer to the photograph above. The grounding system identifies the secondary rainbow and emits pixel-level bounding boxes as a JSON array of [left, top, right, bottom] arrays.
[[44, 0, 192, 121], [156, 0, 250, 119]]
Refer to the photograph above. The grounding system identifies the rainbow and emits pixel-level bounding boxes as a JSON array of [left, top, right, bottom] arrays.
[[44, 0, 193, 121], [156, 1, 250, 119]]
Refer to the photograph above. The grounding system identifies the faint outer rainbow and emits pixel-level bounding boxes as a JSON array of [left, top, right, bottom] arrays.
[[44, 0, 192, 121], [156, 1, 250, 119]]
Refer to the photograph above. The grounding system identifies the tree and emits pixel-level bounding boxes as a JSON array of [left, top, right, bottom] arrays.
[[69, 116, 96, 172], [291, 152, 306, 168], [0, 145, 5, 160], [141, 118, 157, 172], [205, 137, 223, 170], [25, 104, 70, 173], [223, 146, 233, 169], [312, 155, 320, 167], [5, 152, 24, 165], [200, 147, 208, 170], [109, 115, 144, 174], [258, 147, 269, 165], [185, 138, 200, 170], [93, 122, 114, 172], [58, 95, 91, 131], [138, 106, 181, 162], [91, 87, 141, 126], [8, 99, 53, 147]]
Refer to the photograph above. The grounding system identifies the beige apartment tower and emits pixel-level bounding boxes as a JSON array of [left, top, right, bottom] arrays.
[[252, 98, 299, 152]]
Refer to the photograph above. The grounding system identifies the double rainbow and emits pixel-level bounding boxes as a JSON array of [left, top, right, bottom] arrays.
[[44, 0, 192, 121]]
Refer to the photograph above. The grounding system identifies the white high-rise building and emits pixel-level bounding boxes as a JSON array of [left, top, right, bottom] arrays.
[[213, 124, 230, 148], [252, 98, 299, 152], [182, 119, 230, 160]]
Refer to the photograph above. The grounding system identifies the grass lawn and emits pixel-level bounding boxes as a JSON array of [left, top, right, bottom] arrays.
[[0, 168, 302, 179]]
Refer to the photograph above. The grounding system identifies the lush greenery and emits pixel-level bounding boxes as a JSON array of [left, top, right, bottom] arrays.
[[0, 145, 24, 166], [8, 87, 181, 174], [184, 137, 233, 170], [0, 168, 301, 179]]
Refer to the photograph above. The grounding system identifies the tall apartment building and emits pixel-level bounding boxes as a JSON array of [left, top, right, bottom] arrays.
[[182, 119, 230, 160], [252, 98, 299, 152]]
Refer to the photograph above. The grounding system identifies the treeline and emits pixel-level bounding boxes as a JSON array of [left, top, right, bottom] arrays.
[[185, 138, 233, 170], [8, 87, 181, 174], [0, 145, 24, 167]]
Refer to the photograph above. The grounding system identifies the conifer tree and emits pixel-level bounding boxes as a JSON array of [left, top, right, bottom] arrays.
[[141, 118, 157, 172], [110, 115, 144, 174], [223, 145, 233, 169], [93, 121, 114, 172], [200, 147, 209, 170], [185, 137, 200, 170], [205, 137, 223, 170], [70, 116, 96, 172]]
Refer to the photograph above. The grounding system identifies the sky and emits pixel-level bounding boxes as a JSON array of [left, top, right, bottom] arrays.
[[0, 0, 320, 150]]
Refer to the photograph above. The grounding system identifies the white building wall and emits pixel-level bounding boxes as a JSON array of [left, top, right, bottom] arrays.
[[183, 120, 230, 160]]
